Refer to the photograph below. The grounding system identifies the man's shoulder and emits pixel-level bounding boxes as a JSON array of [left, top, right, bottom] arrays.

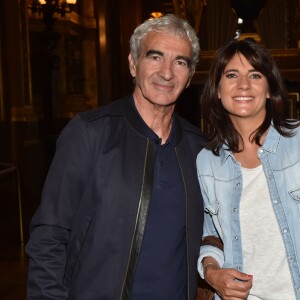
[[77, 96, 131, 124], [177, 116, 205, 139]]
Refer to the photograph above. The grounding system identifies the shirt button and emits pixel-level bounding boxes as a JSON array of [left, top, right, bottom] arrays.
[[282, 228, 288, 234], [259, 149, 264, 153], [233, 208, 237, 212], [234, 236, 239, 240], [236, 182, 240, 186], [273, 200, 278, 204], [289, 257, 295, 263]]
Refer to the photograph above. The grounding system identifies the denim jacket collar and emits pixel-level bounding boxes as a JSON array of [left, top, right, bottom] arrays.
[[219, 124, 280, 165], [259, 125, 280, 155]]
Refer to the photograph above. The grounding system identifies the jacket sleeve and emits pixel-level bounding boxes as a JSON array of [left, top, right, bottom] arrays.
[[196, 151, 225, 278], [197, 216, 225, 278], [25, 115, 93, 299]]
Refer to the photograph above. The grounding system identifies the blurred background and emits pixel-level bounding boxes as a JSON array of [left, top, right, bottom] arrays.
[[0, 0, 300, 298]]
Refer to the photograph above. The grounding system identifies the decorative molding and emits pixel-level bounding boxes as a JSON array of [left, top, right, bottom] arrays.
[[64, 33, 84, 95], [288, 92, 300, 119], [11, 106, 38, 122]]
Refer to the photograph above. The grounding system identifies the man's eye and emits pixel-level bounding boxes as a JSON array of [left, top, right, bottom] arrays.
[[149, 55, 161, 61], [175, 60, 188, 67]]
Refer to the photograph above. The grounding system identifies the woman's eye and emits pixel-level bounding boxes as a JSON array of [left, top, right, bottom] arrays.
[[225, 73, 237, 78], [250, 73, 262, 79]]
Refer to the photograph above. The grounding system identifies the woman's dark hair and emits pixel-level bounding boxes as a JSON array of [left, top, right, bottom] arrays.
[[201, 38, 299, 155]]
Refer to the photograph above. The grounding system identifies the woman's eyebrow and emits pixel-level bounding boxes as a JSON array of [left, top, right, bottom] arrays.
[[223, 68, 238, 74], [223, 68, 257, 73]]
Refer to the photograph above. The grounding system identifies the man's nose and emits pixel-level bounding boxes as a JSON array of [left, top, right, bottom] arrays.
[[158, 60, 174, 80]]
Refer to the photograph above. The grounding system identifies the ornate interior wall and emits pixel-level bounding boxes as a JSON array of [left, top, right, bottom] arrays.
[[0, 0, 299, 203]]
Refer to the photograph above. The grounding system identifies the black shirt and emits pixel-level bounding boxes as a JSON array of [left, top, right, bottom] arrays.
[[131, 104, 187, 300]]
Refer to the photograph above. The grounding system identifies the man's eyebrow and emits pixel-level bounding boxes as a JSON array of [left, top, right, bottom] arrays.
[[145, 49, 164, 57], [145, 50, 191, 66]]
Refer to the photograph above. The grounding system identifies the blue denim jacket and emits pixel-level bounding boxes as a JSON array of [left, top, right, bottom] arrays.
[[197, 125, 300, 299]]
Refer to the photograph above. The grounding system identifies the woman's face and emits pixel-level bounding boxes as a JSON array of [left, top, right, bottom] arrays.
[[218, 53, 270, 125]]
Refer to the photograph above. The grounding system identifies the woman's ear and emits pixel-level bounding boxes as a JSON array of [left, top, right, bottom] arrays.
[[128, 53, 136, 77]]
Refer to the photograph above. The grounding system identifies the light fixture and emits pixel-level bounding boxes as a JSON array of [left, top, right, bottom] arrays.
[[149, 12, 164, 19], [29, 0, 77, 27]]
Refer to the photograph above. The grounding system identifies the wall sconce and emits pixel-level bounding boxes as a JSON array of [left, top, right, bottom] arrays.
[[29, 0, 77, 27], [149, 12, 164, 19]]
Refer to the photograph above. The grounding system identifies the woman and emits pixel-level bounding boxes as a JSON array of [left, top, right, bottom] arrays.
[[197, 39, 300, 300]]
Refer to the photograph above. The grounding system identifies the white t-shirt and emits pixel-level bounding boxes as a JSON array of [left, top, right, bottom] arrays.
[[240, 165, 295, 300]]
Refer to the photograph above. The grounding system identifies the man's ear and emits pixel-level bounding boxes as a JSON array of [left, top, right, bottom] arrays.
[[185, 70, 195, 88], [128, 53, 136, 77]]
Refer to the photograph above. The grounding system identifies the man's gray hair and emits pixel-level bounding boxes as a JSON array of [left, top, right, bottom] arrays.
[[129, 14, 200, 72]]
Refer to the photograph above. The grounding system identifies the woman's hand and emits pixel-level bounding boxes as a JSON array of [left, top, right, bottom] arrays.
[[204, 265, 252, 300]]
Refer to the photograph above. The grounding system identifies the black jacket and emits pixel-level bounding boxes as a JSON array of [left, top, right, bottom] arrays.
[[26, 95, 205, 300]]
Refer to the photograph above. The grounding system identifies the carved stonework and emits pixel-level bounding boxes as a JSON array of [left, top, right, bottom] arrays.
[[297, 0, 300, 47], [64, 33, 84, 95], [172, 0, 207, 35]]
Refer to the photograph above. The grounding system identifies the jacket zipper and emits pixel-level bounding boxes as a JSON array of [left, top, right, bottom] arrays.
[[175, 147, 190, 300], [120, 139, 155, 299]]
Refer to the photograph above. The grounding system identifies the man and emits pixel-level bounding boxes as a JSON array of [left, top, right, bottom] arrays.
[[26, 14, 205, 300]]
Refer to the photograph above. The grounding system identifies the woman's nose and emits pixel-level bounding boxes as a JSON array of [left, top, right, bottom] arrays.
[[237, 75, 250, 90]]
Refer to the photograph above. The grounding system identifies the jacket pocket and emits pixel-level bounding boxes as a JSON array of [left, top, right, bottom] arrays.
[[289, 188, 300, 217], [289, 188, 300, 202], [63, 215, 92, 285], [204, 202, 219, 215]]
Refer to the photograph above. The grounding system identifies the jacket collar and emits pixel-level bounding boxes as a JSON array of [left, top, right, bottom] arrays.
[[123, 95, 183, 146], [219, 124, 280, 165], [259, 125, 280, 155]]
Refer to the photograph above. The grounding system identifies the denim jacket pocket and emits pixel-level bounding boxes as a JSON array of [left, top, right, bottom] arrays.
[[205, 202, 219, 215], [64, 215, 92, 285], [289, 188, 300, 202]]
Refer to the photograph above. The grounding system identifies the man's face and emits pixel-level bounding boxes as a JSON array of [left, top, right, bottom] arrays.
[[129, 31, 194, 108]]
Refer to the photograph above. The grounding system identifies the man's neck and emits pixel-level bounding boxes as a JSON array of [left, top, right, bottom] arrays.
[[133, 96, 174, 144]]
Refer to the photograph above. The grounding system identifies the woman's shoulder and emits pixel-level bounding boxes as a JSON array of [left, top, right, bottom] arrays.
[[196, 147, 221, 171]]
